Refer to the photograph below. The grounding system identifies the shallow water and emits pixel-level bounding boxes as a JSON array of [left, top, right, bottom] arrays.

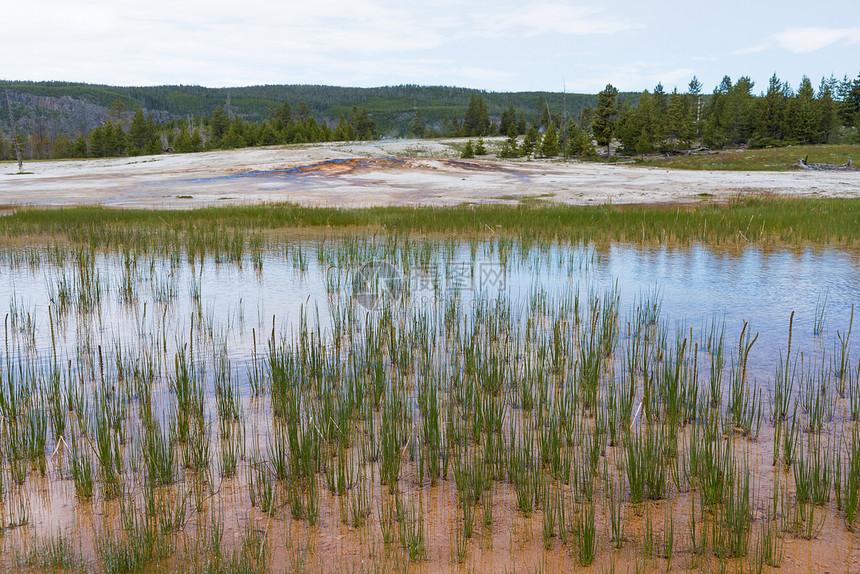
[[2, 241, 856, 388], [0, 236, 859, 572]]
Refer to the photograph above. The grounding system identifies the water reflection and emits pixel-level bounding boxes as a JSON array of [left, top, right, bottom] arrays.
[[1, 241, 857, 394]]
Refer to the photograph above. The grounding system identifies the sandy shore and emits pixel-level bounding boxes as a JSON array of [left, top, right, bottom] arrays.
[[2, 139, 857, 209]]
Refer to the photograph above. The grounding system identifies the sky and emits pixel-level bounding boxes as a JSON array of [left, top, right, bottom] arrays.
[[2, 0, 859, 94]]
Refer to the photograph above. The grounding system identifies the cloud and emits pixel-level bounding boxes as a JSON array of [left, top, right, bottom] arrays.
[[772, 27, 860, 53], [734, 26, 860, 55], [475, 3, 638, 38], [0, 0, 640, 88], [732, 44, 769, 56], [22, 0, 860, 93], [574, 61, 698, 93]]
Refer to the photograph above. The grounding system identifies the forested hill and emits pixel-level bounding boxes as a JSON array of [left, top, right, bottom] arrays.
[[2, 75, 858, 163], [0, 81, 620, 137]]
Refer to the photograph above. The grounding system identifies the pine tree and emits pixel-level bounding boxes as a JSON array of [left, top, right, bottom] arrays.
[[730, 77, 757, 145], [615, 102, 636, 153], [270, 101, 293, 130], [499, 105, 517, 136], [688, 77, 703, 137], [565, 122, 595, 158], [348, 107, 376, 140], [703, 77, 732, 148], [111, 123, 127, 156], [334, 114, 355, 141], [0, 134, 10, 161], [704, 76, 756, 148], [257, 122, 279, 146], [498, 127, 521, 158], [666, 89, 695, 148], [791, 76, 820, 144], [128, 108, 148, 156], [52, 134, 75, 159], [593, 84, 619, 155], [539, 97, 553, 129], [189, 128, 203, 152], [144, 114, 161, 154], [839, 74, 860, 127], [818, 76, 839, 143], [440, 116, 452, 137], [302, 116, 321, 142], [757, 74, 788, 144], [516, 113, 527, 135], [73, 134, 88, 158], [292, 131, 307, 145], [652, 83, 668, 142], [460, 139, 475, 158], [88, 125, 106, 157], [409, 110, 426, 138], [620, 91, 658, 153], [318, 122, 333, 142], [210, 106, 230, 143], [522, 125, 540, 156], [107, 98, 126, 124], [540, 123, 559, 157], [223, 127, 245, 149], [296, 101, 312, 123], [174, 124, 193, 153], [463, 94, 490, 137], [89, 121, 126, 157]]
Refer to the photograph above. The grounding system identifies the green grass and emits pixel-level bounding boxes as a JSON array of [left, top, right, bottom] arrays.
[[2, 197, 859, 246], [633, 144, 860, 171]]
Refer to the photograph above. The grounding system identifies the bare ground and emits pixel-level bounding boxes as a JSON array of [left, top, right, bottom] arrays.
[[2, 139, 858, 209]]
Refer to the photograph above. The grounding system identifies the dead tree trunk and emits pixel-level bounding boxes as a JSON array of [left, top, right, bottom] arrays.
[[5, 90, 23, 172]]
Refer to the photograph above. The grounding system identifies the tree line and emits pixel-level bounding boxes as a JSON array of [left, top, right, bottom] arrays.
[[0, 80, 604, 137], [462, 73, 860, 160], [604, 73, 856, 154], [0, 100, 379, 160], [2, 73, 859, 162]]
